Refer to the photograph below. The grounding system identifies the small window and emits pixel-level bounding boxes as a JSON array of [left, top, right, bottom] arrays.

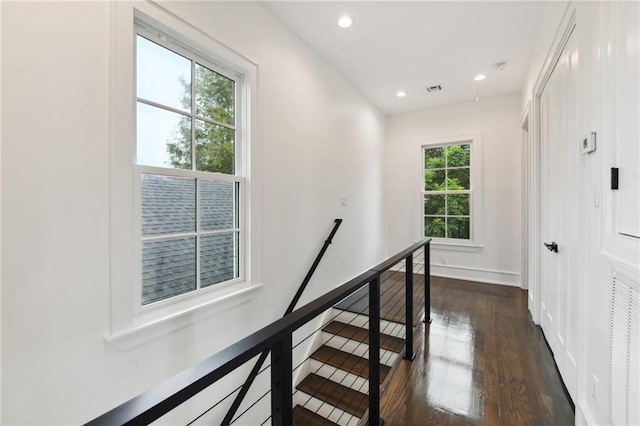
[[136, 27, 242, 306], [423, 142, 472, 240]]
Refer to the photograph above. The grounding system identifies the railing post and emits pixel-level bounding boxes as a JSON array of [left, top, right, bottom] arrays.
[[271, 334, 292, 426], [368, 275, 383, 425], [403, 254, 416, 361], [423, 241, 432, 324]]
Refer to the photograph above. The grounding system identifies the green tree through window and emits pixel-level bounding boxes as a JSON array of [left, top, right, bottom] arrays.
[[168, 64, 235, 174], [423, 143, 471, 240]]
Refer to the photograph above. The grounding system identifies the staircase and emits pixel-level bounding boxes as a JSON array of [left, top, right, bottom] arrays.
[[85, 240, 430, 426], [292, 306, 407, 426]]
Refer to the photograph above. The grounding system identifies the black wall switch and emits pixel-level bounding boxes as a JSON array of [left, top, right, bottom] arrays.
[[611, 167, 619, 190]]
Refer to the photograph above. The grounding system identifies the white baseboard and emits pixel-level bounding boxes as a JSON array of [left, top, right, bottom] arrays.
[[391, 261, 520, 287]]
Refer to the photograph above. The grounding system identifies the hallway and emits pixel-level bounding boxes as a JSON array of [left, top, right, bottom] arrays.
[[380, 277, 574, 425]]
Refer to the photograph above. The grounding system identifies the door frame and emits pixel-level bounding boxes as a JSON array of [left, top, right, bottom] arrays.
[[519, 103, 530, 293], [528, 4, 576, 325]]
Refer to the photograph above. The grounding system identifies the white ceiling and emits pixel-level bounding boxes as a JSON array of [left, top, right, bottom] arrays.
[[261, 1, 548, 115]]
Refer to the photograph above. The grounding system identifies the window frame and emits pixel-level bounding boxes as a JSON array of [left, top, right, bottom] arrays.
[[134, 168, 244, 312], [133, 25, 244, 312], [422, 142, 473, 241], [415, 134, 483, 251], [108, 2, 261, 347]]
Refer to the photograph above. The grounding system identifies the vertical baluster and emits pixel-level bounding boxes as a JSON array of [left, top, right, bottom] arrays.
[[404, 254, 416, 360], [368, 275, 382, 425], [271, 334, 292, 426], [423, 241, 432, 324]]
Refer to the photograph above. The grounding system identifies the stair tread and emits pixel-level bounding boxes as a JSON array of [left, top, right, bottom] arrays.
[[297, 373, 368, 418], [323, 321, 405, 353], [293, 405, 340, 426], [310, 345, 391, 381]]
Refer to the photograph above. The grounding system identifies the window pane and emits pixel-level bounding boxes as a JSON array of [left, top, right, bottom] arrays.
[[447, 167, 470, 190], [195, 120, 235, 174], [137, 102, 192, 169], [136, 35, 191, 112], [195, 63, 235, 126], [425, 169, 445, 191], [424, 147, 446, 169], [447, 217, 470, 239], [446, 144, 471, 167], [142, 175, 196, 236], [201, 233, 238, 288], [447, 194, 470, 216], [142, 237, 196, 305], [425, 216, 446, 238], [424, 194, 445, 215], [200, 180, 236, 231]]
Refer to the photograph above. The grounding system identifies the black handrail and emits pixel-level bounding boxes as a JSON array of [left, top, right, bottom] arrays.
[[286, 218, 343, 315], [221, 218, 342, 424], [85, 237, 431, 426]]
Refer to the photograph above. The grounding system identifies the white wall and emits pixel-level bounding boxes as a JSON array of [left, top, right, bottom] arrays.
[[385, 92, 522, 286], [521, 2, 640, 425], [0, 1, 386, 424], [0, 2, 3, 421], [521, 1, 570, 112]]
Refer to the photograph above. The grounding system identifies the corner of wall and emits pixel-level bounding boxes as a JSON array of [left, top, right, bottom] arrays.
[[0, 1, 4, 421]]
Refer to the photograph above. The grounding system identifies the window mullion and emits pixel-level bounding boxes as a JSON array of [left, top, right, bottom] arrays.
[[191, 61, 197, 171], [136, 97, 191, 118], [444, 190, 448, 239], [444, 146, 448, 238], [196, 178, 201, 290], [192, 61, 200, 291], [193, 113, 236, 131]]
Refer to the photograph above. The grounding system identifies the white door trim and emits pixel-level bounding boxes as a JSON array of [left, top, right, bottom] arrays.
[[528, 3, 575, 326], [520, 102, 530, 293]]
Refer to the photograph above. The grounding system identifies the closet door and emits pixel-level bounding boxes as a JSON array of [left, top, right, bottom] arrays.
[[539, 29, 579, 399]]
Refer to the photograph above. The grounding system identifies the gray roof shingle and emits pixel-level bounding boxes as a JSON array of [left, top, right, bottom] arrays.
[[141, 174, 237, 305]]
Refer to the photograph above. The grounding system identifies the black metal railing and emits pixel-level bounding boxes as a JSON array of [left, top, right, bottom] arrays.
[[86, 238, 431, 426], [221, 218, 343, 424], [285, 249, 428, 425]]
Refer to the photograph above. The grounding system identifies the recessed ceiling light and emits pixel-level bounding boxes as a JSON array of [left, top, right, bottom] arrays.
[[474, 74, 486, 81], [396, 91, 407, 98], [338, 16, 353, 28]]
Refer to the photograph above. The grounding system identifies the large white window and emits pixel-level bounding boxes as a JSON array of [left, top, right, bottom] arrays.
[[416, 134, 482, 249], [135, 26, 243, 307], [108, 2, 260, 344], [423, 143, 471, 240]]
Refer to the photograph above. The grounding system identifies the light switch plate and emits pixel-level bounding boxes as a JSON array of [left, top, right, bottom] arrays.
[[582, 131, 596, 154]]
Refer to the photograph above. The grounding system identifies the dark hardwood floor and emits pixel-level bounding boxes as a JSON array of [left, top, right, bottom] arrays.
[[335, 269, 426, 325], [379, 276, 575, 426]]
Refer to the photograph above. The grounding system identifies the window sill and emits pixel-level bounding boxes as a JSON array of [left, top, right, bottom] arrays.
[[431, 241, 484, 252], [105, 282, 263, 350]]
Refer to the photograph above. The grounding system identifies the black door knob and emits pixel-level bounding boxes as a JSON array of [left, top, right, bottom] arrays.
[[544, 242, 558, 253]]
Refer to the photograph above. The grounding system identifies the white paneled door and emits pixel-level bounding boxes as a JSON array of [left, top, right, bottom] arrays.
[[539, 28, 579, 400]]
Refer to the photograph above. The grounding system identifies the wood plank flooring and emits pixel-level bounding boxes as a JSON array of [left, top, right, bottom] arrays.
[[297, 373, 369, 417], [322, 321, 405, 353], [379, 276, 575, 426], [292, 405, 339, 426], [334, 270, 426, 325], [310, 345, 392, 381]]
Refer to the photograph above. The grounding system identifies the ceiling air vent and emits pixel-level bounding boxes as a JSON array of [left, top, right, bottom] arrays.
[[426, 84, 443, 93]]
